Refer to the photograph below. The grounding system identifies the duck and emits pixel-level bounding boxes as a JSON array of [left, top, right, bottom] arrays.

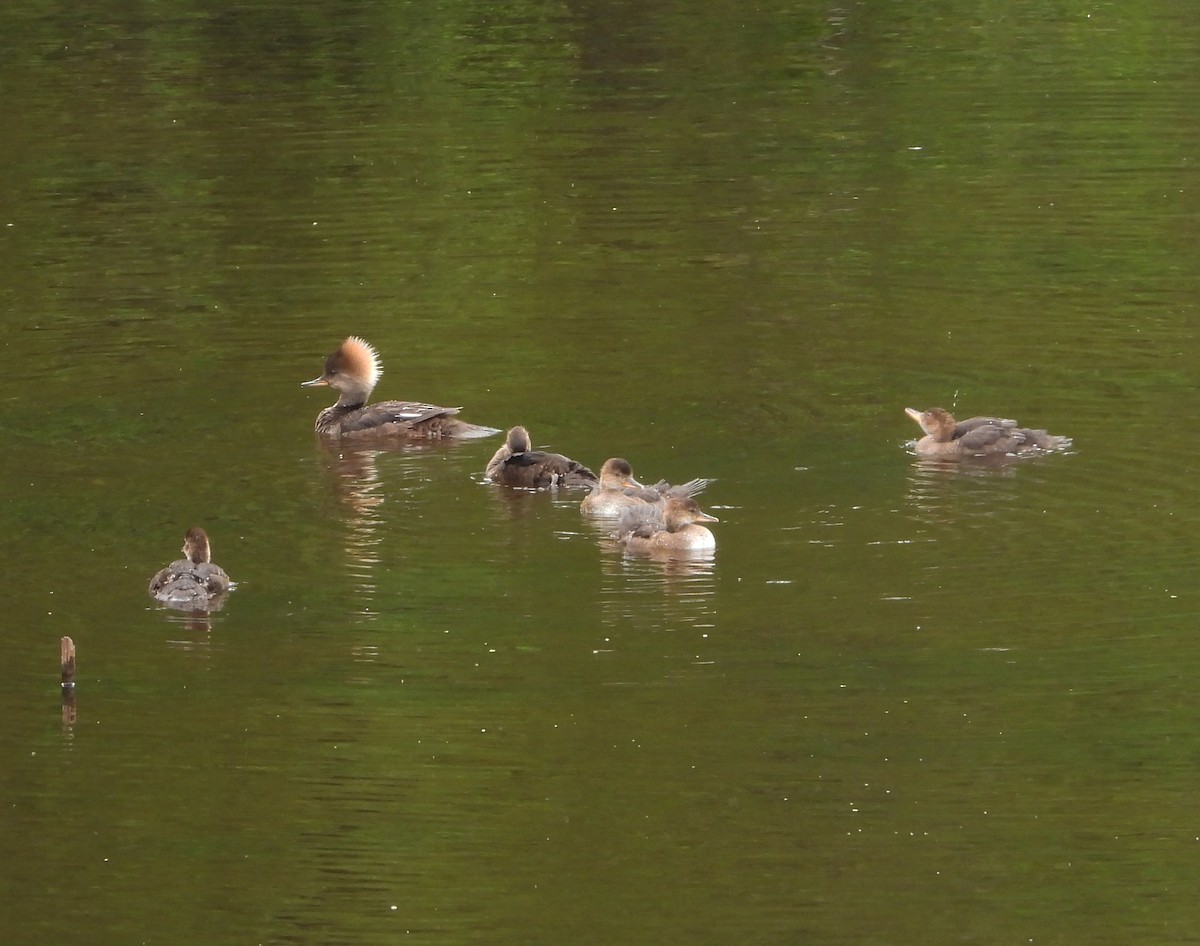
[[484, 426, 598, 489], [613, 496, 719, 553], [302, 336, 500, 440], [904, 407, 1071, 458], [148, 527, 232, 611], [580, 457, 713, 518]]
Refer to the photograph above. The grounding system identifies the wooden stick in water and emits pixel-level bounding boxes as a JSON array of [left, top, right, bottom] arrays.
[[60, 636, 75, 689]]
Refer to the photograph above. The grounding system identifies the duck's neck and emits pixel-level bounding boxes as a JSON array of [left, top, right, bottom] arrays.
[[335, 386, 370, 410], [316, 398, 366, 434]]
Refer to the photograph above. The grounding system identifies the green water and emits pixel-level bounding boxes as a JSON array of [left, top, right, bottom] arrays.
[[3, 2, 1200, 944]]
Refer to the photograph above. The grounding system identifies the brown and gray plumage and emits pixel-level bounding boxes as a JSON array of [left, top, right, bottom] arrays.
[[904, 407, 1071, 458], [148, 527, 232, 611], [484, 426, 598, 489], [613, 496, 719, 553], [581, 457, 713, 518], [301, 336, 500, 440]]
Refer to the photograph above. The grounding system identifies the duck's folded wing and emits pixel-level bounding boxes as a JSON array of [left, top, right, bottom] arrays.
[[1019, 428, 1070, 450], [484, 445, 514, 479], [954, 416, 1017, 437], [195, 563, 231, 595], [504, 450, 554, 470], [148, 559, 190, 593], [148, 567, 173, 594], [956, 423, 1022, 451], [506, 451, 596, 480], [339, 401, 461, 432], [614, 504, 666, 539]]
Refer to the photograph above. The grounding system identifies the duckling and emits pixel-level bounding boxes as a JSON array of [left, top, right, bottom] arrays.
[[905, 407, 1071, 458], [485, 426, 597, 489], [581, 457, 713, 518], [613, 496, 719, 553], [149, 527, 232, 611]]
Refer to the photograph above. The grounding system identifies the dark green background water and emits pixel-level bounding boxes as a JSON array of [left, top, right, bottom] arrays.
[[4, 2, 1200, 943]]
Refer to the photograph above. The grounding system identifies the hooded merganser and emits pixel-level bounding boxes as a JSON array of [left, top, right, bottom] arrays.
[[580, 457, 713, 518], [148, 527, 232, 611], [484, 426, 598, 489], [905, 407, 1071, 458], [613, 496, 719, 553], [302, 336, 500, 440]]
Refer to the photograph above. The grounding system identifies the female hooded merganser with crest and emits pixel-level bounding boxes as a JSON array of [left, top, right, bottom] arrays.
[[613, 496, 719, 553], [302, 336, 500, 440], [904, 407, 1071, 458], [149, 527, 232, 611], [484, 426, 598, 489], [580, 457, 713, 518]]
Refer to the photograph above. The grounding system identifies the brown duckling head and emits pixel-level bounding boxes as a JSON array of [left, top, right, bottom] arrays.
[[661, 496, 719, 531], [505, 425, 533, 453], [597, 457, 643, 489], [182, 527, 213, 565], [905, 407, 957, 441]]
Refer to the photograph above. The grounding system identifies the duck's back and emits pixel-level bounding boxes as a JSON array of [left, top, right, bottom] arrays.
[[952, 422, 1070, 456], [616, 512, 716, 552], [149, 559, 230, 609], [583, 477, 712, 517], [329, 401, 499, 439], [953, 416, 1017, 438], [582, 487, 644, 517], [1015, 428, 1071, 451], [492, 450, 597, 489]]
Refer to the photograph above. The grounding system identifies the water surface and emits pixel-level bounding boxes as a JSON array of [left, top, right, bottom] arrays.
[[3, 2, 1200, 944]]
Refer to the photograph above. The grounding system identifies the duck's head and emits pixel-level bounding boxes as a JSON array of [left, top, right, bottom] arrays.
[[182, 527, 213, 564], [302, 336, 381, 402], [598, 457, 643, 490], [905, 407, 956, 440], [662, 496, 719, 530], [505, 425, 533, 453]]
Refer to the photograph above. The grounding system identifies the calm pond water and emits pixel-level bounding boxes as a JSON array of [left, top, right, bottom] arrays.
[[4, 1, 1200, 943]]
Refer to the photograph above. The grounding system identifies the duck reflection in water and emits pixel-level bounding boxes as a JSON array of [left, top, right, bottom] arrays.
[[904, 450, 1033, 529], [598, 537, 718, 640], [161, 608, 226, 648], [482, 476, 589, 524], [318, 444, 388, 613], [612, 545, 717, 576]]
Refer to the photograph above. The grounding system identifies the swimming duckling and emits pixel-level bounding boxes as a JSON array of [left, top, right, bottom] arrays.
[[485, 426, 597, 489], [905, 407, 1071, 458], [613, 496, 719, 553], [581, 457, 713, 518], [148, 527, 232, 611]]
